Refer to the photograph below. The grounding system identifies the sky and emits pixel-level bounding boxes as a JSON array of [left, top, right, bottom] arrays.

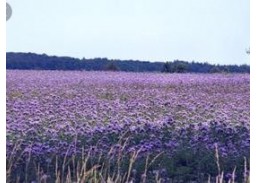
[[7, 0, 250, 65]]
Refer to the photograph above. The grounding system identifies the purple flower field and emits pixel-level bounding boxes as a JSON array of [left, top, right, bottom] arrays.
[[6, 70, 250, 182]]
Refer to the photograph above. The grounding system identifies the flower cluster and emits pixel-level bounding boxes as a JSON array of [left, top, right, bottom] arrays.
[[6, 71, 249, 182]]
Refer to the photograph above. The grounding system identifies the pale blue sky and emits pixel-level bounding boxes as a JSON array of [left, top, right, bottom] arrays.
[[7, 0, 249, 65]]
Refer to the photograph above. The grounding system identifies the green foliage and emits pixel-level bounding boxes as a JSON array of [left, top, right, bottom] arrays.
[[162, 61, 188, 73], [7, 52, 250, 73], [162, 62, 172, 73], [210, 66, 221, 73], [105, 62, 119, 71], [7, 142, 250, 183]]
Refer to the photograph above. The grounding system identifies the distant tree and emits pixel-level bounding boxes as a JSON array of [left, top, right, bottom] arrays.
[[162, 62, 172, 73], [220, 66, 230, 73], [171, 61, 188, 73], [105, 62, 119, 71], [175, 63, 188, 73], [6, 52, 250, 73], [210, 66, 221, 73]]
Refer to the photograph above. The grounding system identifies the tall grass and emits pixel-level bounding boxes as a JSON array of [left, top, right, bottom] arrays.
[[6, 140, 250, 183]]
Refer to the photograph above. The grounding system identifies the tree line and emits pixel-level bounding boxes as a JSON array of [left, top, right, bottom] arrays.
[[6, 52, 250, 73]]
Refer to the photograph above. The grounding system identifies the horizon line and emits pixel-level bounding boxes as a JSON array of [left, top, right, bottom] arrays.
[[6, 51, 250, 67]]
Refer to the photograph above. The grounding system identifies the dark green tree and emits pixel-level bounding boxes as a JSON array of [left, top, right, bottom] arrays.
[[210, 66, 221, 73], [105, 62, 119, 71], [162, 62, 172, 73], [171, 61, 188, 73]]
